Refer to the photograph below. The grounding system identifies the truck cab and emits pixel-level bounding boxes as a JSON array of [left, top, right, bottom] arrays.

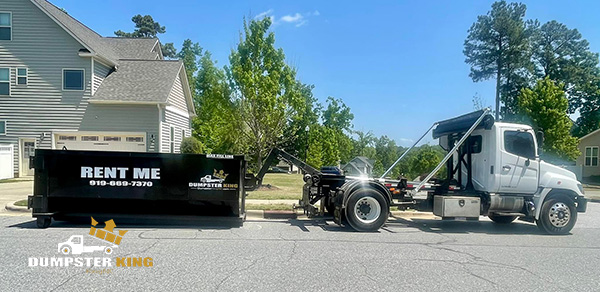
[[433, 111, 587, 234]]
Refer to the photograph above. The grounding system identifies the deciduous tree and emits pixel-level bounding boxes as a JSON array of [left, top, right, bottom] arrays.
[[516, 78, 580, 161]]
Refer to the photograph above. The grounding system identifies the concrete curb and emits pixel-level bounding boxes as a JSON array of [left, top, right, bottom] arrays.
[[244, 208, 434, 220], [5, 202, 29, 213]]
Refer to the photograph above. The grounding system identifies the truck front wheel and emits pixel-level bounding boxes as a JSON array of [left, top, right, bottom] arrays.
[[536, 196, 577, 235], [345, 189, 389, 232]]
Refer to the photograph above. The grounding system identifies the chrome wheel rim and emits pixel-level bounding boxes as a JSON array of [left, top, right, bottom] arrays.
[[548, 202, 571, 228], [354, 197, 381, 224]]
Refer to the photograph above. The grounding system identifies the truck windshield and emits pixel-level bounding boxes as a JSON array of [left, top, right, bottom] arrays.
[[504, 131, 536, 159]]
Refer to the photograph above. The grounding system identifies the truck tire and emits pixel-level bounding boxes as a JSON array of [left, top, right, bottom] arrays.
[[488, 214, 517, 224], [60, 245, 71, 255], [345, 189, 389, 232], [536, 196, 577, 235], [36, 217, 51, 229]]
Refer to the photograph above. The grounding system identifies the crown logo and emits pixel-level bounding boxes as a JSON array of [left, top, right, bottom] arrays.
[[213, 169, 229, 180]]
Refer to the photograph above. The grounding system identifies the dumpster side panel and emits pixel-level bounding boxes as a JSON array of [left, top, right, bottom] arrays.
[[33, 149, 245, 218]]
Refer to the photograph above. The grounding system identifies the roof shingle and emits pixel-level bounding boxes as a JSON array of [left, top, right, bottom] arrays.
[[91, 60, 183, 103]]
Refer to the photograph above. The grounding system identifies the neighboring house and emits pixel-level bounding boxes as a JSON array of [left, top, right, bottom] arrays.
[[342, 156, 375, 177], [276, 161, 297, 173], [576, 129, 600, 179], [0, 0, 195, 177]]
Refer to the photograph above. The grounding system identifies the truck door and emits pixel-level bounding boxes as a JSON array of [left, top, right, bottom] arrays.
[[499, 130, 539, 194]]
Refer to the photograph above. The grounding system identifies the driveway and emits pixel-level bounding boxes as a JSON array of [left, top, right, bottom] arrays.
[[0, 180, 32, 214]]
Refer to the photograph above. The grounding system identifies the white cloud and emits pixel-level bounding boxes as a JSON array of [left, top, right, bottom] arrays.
[[280, 13, 303, 23], [257, 10, 320, 28], [254, 9, 273, 20]]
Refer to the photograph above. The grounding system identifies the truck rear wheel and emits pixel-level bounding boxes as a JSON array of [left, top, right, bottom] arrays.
[[36, 217, 51, 229], [345, 189, 388, 232], [488, 214, 517, 224], [536, 196, 577, 235]]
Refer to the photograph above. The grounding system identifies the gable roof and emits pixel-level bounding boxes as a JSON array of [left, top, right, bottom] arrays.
[[351, 156, 375, 167], [31, 0, 120, 65], [580, 128, 600, 141], [91, 60, 183, 103]]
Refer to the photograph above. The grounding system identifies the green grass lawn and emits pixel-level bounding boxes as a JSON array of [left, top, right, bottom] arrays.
[[246, 173, 304, 200], [245, 203, 294, 211], [0, 179, 21, 184]]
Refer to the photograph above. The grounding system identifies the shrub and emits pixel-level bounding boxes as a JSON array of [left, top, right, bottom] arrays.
[[180, 137, 205, 154]]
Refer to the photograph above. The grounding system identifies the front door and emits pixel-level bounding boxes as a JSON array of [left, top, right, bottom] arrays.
[[499, 130, 539, 194], [20, 138, 35, 176]]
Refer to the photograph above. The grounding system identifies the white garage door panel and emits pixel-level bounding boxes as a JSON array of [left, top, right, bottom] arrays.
[[0, 144, 14, 180], [55, 133, 146, 152]]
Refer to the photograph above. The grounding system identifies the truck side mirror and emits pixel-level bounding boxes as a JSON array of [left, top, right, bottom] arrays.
[[536, 130, 544, 155]]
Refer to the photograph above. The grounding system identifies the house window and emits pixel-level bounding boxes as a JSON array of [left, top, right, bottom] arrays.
[[0, 68, 9, 95], [58, 135, 76, 141], [81, 136, 99, 142], [170, 126, 175, 153], [0, 121, 6, 135], [104, 136, 121, 142], [126, 137, 143, 142], [0, 12, 11, 41], [63, 69, 84, 90], [585, 146, 598, 167], [16, 68, 27, 85]]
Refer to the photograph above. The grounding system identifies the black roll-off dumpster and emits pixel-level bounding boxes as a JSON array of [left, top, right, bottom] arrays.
[[28, 149, 247, 228]]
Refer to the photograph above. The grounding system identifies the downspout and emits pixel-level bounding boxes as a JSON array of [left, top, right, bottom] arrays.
[[157, 104, 162, 153]]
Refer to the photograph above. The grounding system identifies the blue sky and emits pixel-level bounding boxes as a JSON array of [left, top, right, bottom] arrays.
[[53, 0, 600, 146]]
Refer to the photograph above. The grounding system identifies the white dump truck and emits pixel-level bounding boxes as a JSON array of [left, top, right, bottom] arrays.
[[255, 108, 587, 234]]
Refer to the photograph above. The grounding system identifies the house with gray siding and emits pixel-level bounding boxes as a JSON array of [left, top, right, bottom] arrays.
[[0, 0, 195, 177], [576, 129, 600, 179], [342, 156, 375, 177]]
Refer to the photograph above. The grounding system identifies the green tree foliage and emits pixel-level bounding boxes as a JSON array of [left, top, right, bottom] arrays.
[[228, 17, 300, 170], [280, 82, 321, 161], [114, 14, 177, 58], [180, 137, 205, 154], [193, 51, 242, 154], [464, 1, 535, 120], [322, 97, 354, 132], [532, 21, 600, 113], [386, 145, 445, 180], [177, 39, 203, 91], [516, 78, 580, 161]]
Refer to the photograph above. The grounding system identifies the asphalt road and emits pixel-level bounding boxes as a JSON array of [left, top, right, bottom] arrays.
[[0, 203, 599, 292]]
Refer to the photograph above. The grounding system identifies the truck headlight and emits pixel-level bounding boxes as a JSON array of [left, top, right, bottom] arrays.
[[577, 184, 585, 195]]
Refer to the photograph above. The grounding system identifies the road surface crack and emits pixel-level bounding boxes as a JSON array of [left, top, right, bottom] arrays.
[[216, 256, 266, 291]]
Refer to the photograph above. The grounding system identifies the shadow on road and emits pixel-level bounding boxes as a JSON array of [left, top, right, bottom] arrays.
[[387, 216, 546, 235], [8, 215, 242, 230]]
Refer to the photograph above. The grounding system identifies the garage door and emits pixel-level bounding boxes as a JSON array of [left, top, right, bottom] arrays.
[[55, 133, 146, 152], [0, 144, 14, 180]]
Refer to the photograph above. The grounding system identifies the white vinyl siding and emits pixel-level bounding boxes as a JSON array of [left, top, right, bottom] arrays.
[[0, 12, 11, 41], [161, 109, 190, 154], [167, 73, 188, 112], [92, 59, 111, 95], [585, 146, 598, 167]]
